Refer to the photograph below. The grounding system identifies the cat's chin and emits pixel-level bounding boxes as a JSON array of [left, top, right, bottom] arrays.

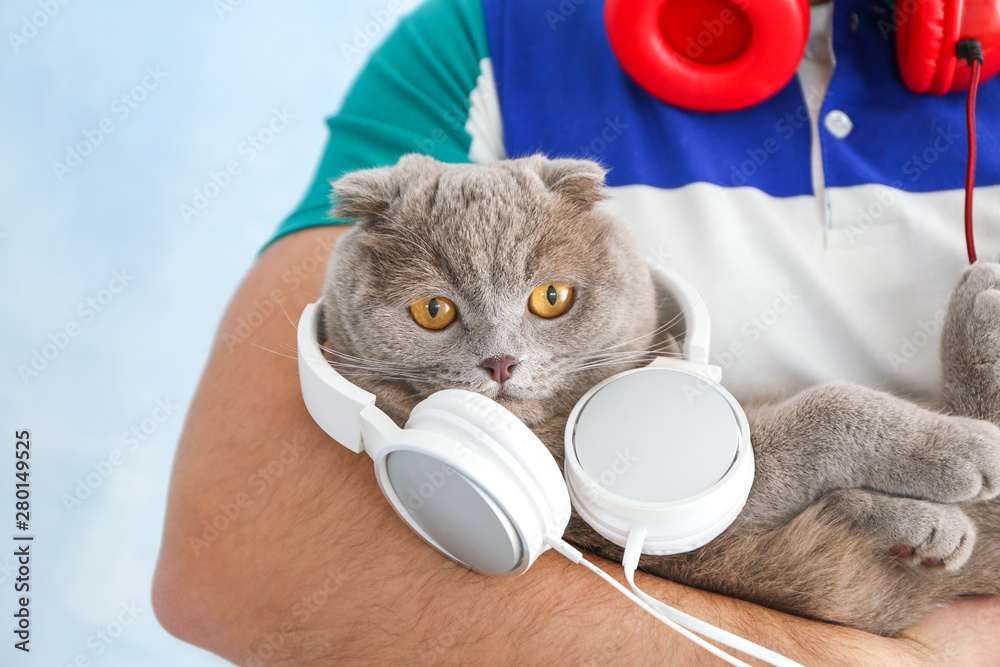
[[489, 391, 550, 427]]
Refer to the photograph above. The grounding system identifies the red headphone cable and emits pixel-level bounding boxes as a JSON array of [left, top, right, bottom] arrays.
[[957, 39, 984, 264]]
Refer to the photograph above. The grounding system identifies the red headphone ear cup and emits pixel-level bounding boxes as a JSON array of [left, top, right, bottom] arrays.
[[896, 0, 958, 94], [605, 0, 810, 112], [946, 0, 1000, 93]]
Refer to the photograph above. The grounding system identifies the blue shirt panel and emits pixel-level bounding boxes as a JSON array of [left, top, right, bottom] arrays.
[[823, 1, 1000, 190], [482, 0, 1000, 195]]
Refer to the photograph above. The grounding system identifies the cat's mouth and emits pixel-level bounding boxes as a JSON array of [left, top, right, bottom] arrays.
[[488, 386, 546, 424], [492, 384, 529, 403]]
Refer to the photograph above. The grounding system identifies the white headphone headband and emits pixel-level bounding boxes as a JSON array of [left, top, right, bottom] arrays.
[[646, 263, 712, 365], [297, 301, 375, 453]]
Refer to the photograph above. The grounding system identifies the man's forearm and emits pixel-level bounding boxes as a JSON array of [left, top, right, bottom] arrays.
[[152, 226, 923, 666]]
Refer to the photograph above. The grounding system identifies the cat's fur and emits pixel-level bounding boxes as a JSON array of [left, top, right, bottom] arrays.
[[318, 154, 1000, 636]]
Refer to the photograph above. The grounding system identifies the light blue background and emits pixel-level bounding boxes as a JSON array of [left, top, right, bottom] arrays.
[[0, 1, 409, 664]]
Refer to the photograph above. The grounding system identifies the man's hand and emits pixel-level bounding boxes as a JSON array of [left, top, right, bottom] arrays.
[[896, 596, 1000, 666], [153, 226, 985, 666]]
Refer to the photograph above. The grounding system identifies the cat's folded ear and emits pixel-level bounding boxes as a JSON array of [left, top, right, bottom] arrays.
[[530, 156, 609, 213], [328, 164, 408, 225], [329, 155, 441, 225]]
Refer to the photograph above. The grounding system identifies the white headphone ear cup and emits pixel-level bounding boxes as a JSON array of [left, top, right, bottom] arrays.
[[406, 390, 571, 548], [413, 390, 567, 501], [563, 367, 754, 555], [381, 447, 527, 574]]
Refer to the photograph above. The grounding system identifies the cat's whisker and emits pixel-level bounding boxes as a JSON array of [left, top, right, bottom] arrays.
[[583, 313, 684, 356], [277, 296, 311, 333], [277, 341, 300, 356], [334, 360, 429, 377], [584, 332, 661, 357], [317, 344, 423, 371], [576, 343, 682, 366], [332, 362, 435, 382], [239, 338, 300, 361], [569, 341, 688, 372], [573, 355, 648, 370], [295, 339, 439, 383], [337, 367, 438, 386], [596, 346, 683, 362], [571, 361, 647, 373], [571, 353, 658, 371]]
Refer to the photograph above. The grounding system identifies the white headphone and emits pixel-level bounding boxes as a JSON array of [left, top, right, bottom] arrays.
[[296, 264, 808, 667], [297, 264, 753, 573]]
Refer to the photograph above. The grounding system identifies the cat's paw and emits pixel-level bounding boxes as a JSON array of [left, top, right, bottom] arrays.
[[918, 415, 1000, 503], [884, 502, 976, 572], [816, 489, 977, 572], [943, 262, 1000, 380]]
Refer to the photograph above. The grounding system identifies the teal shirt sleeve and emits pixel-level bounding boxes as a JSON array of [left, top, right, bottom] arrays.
[[266, 0, 492, 247]]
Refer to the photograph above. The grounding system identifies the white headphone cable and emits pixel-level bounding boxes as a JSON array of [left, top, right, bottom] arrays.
[[546, 533, 756, 667], [621, 529, 804, 667]]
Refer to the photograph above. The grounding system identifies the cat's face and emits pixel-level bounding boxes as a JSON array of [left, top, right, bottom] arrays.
[[319, 154, 661, 437]]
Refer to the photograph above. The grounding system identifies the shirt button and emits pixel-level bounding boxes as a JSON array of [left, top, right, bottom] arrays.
[[824, 110, 854, 138]]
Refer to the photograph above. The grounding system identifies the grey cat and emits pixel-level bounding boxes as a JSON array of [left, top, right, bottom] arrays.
[[318, 153, 1000, 636]]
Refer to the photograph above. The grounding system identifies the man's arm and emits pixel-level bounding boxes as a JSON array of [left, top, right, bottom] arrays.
[[152, 225, 992, 666]]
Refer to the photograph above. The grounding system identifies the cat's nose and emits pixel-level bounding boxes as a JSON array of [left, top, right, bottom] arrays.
[[480, 356, 519, 384]]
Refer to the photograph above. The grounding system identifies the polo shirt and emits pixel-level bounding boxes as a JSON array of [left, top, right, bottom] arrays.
[[272, 0, 1000, 403]]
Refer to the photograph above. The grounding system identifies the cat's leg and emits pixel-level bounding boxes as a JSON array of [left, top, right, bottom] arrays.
[[637, 502, 960, 636], [938, 263, 1000, 604], [744, 382, 1000, 528], [812, 488, 976, 571], [942, 262, 1000, 423]]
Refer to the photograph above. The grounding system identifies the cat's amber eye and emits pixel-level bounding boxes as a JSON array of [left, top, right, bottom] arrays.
[[528, 283, 573, 318], [410, 296, 457, 330]]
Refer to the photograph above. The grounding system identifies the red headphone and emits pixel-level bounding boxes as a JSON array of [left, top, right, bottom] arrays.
[[605, 0, 1000, 111]]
